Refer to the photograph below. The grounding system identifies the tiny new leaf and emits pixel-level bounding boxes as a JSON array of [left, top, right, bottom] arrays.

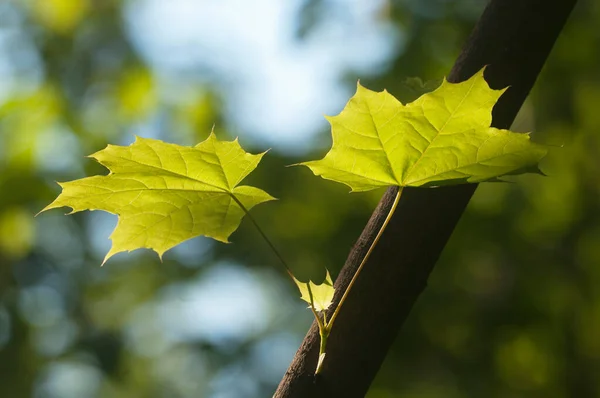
[[41, 133, 275, 263], [300, 69, 548, 191], [293, 271, 335, 312]]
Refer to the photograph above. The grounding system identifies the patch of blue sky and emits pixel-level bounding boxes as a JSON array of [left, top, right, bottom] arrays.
[[124, 0, 403, 152]]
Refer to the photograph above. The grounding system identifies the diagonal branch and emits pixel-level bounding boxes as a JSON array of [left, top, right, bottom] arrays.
[[274, 0, 578, 396]]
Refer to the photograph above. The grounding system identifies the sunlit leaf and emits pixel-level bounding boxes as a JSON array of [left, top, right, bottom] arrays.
[[293, 271, 335, 312], [300, 69, 548, 191], [41, 133, 275, 263]]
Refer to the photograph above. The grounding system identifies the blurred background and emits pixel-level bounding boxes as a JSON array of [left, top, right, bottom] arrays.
[[0, 0, 599, 397]]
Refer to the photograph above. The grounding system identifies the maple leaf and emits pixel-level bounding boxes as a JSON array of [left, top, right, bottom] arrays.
[[293, 271, 335, 312], [299, 69, 548, 192], [41, 133, 275, 263]]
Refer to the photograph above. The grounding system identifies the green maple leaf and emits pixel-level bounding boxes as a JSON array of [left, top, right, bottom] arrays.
[[293, 271, 335, 312], [41, 133, 275, 263], [299, 69, 548, 192]]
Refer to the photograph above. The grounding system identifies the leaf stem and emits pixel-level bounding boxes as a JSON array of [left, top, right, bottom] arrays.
[[307, 281, 325, 331], [230, 194, 291, 273], [326, 187, 403, 331], [315, 326, 328, 374], [229, 194, 322, 323]]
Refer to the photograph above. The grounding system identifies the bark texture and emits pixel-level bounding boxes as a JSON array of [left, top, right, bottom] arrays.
[[274, 0, 578, 396]]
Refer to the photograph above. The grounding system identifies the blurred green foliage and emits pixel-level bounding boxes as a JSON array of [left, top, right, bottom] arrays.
[[0, 0, 599, 397]]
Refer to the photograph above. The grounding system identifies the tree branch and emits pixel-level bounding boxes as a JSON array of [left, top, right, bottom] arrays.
[[274, 0, 578, 396]]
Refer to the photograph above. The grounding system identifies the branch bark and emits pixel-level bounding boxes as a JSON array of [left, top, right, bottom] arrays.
[[274, 0, 578, 396]]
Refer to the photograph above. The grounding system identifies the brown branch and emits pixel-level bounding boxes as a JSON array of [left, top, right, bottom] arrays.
[[274, 0, 578, 397]]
